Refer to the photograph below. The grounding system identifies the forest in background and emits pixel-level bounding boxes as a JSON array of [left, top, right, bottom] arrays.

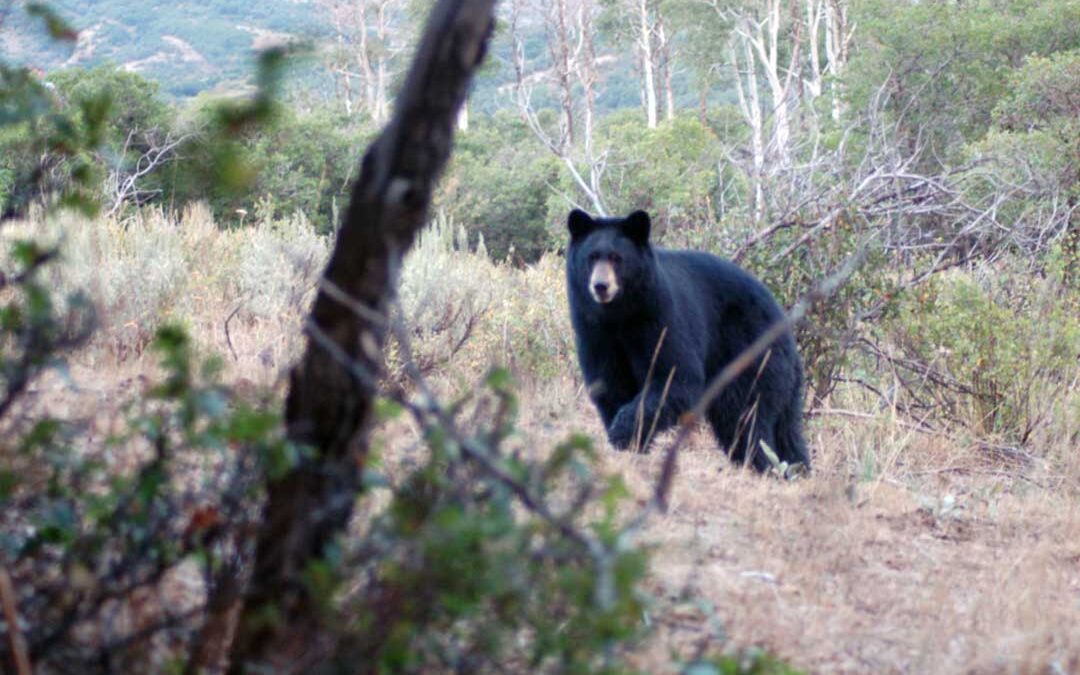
[[5, 0, 1079, 257], [1, 0, 1079, 671]]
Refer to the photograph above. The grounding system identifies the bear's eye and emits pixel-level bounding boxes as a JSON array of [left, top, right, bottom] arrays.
[[587, 252, 602, 263], [610, 253, 622, 264]]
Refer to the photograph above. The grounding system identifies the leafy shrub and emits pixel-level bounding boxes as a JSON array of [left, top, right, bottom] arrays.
[[488, 252, 575, 379], [886, 259, 1080, 442], [957, 50, 1080, 255], [0, 322, 295, 670], [46, 65, 173, 147], [240, 107, 372, 233], [0, 62, 111, 219], [687, 651, 804, 675], [393, 213, 498, 378], [722, 213, 899, 404], [233, 208, 327, 320], [3, 202, 327, 361], [846, 0, 1080, 164], [338, 373, 650, 672], [592, 111, 722, 233], [993, 48, 1080, 144], [168, 101, 374, 234], [395, 215, 574, 384], [439, 111, 562, 263]]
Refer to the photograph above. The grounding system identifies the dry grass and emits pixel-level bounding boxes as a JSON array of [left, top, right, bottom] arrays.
[[453, 376, 1080, 674], [2, 203, 324, 380], [12, 208, 1080, 673]]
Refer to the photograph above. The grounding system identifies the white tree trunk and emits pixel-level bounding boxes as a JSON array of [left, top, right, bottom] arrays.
[[657, 18, 675, 121], [318, 0, 405, 122], [511, 0, 606, 214], [457, 101, 469, 131], [552, 0, 575, 147], [824, 0, 852, 122], [577, 0, 605, 204], [355, 3, 378, 118], [805, 0, 824, 100], [730, 39, 765, 223], [731, 0, 802, 167], [373, 2, 391, 124], [638, 0, 658, 129]]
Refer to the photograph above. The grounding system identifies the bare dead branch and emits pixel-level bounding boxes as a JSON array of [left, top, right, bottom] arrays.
[[104, 130, 192, 217], [510, 0, 608, 214]]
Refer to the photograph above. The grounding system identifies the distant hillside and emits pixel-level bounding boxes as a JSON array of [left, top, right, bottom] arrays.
[[2, 0, 695, 114], [5, 0, 325, 97]]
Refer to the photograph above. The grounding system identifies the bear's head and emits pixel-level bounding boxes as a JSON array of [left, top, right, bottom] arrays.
[[566, 209, 653, 306]]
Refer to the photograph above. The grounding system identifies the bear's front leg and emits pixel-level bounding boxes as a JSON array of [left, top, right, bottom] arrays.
[[608, 395, 675, 452], [587, 379, 630, 429], [607, 373, 704, 452], [607, 403, 641, 450], [578, 341, 637, 432]]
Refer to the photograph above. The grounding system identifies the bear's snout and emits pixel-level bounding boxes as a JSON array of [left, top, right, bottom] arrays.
[[589, 261, 620, 304]]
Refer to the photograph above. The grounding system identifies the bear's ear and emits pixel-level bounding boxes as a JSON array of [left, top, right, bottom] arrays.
[[567, 209, 595, 240], [622, 210, 651, 245]]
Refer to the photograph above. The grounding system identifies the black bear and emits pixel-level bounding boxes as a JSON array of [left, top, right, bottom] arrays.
[[565, 208, 809, 471]]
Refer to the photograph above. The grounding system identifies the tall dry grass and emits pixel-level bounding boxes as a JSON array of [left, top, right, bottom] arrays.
[[3, 204, 325, 376]]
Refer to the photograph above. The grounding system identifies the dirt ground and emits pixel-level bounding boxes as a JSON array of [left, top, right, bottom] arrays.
[[498, 374, 1080, 674]]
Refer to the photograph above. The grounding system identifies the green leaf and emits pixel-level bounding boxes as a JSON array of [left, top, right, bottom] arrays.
[[26, 3, 79, 42], [485, 366, 514, 393], [375, 397, 405, 421], [0, 470, 17, 502]]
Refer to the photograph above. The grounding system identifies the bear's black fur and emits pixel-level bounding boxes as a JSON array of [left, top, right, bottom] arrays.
[[565, 209, 809, 471]]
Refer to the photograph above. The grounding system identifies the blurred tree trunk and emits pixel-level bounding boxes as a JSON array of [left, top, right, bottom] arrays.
[[225, 0, 495, 670]]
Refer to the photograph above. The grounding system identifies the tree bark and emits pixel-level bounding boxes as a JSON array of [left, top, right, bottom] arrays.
[[226, 0, 495, 670]]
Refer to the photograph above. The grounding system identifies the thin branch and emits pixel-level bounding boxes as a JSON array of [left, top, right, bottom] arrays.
[[0, 567, 32, 675]]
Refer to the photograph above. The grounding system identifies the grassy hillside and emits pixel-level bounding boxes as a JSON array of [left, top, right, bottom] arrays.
[[3, 0, 681, 111], [5, 0, 326, 96]]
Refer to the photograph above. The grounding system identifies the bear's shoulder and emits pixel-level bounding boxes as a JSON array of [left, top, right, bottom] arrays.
[[654, 248, 756, 286]]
